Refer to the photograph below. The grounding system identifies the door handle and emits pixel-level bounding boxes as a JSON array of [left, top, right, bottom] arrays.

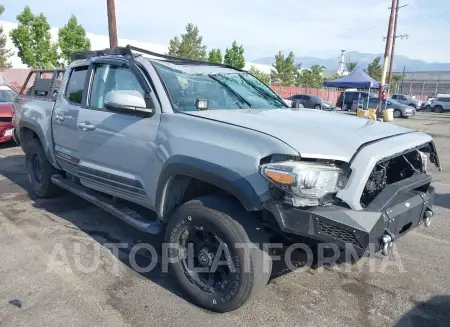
[[54, 113, 65, 122], [77, 121, 96, 131]]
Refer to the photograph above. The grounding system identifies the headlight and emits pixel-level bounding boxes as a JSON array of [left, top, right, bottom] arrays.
[[260, 161, 348, 207]]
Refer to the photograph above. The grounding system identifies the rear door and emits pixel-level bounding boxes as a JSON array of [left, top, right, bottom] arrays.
[[442, 98, 450, 111], [77, 59, 162, 208], [52, 65, 89, 175]]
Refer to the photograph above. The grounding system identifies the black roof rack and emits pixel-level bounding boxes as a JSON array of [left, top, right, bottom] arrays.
[[70, 44, 245, 72]]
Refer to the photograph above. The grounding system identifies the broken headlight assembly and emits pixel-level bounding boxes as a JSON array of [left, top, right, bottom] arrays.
[[260, 161, 348, 207]]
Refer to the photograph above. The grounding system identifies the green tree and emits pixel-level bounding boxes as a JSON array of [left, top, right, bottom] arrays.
[[296, 64, 325, 88], [168, 23, 207, 60], [223, 41, 245, 69], [346, 61, 358, 72], [389, 73, 404, 93], [365, 56, 382, 81], [10, 6, 59, 68], [248, 66, 270, 85], [0, 5, 13, 69], [58, 15, 91, 66], [270, 51, 297, 86], [325, 73, 342, 81], [208, 48, 222, 64]]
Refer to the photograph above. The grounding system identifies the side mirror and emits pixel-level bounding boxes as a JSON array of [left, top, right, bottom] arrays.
[[104, 90, 154, 115]]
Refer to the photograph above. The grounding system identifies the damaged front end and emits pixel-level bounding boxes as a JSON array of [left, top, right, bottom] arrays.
[[262, 134, 440, 257]]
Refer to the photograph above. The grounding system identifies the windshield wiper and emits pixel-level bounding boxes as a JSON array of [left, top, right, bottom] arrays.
[[238, 75, 287, 108], [208, 74, 252, 108]]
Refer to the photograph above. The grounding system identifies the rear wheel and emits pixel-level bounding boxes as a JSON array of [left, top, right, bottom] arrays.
[[425, 105, 432, 112], [25, 138, 60, 198], [165, 195, 272, 312], [314, 105, 321, 110], [342, 104, 349, 111], [393, 109, 402, 118], [434, 106, 443, 113]]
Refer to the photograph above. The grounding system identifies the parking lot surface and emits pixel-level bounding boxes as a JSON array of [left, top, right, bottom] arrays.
[[1, 111, 450, 327]]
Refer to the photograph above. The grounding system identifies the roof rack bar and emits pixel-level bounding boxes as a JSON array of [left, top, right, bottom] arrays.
[[125, 44, 245, 72], [70, 44, 245, 72], [70, 47, 132, 62]]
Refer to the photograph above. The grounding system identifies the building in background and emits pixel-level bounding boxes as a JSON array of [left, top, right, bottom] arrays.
[[396, 71, 450, 98]]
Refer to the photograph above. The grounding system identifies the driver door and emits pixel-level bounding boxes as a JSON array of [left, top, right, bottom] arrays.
[[77, 59, 162, 209]]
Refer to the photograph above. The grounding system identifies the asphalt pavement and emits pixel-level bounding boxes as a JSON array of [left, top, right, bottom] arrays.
[[1, 111, 450, 327]]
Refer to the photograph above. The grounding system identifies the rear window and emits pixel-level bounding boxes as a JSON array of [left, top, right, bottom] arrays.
[[64, 66, 89, 105]]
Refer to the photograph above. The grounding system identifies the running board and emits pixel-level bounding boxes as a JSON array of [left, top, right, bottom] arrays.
[[51, 175, 161, 234]]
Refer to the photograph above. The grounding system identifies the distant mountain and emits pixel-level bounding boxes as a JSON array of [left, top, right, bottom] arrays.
[[252, 51, 450, 72]]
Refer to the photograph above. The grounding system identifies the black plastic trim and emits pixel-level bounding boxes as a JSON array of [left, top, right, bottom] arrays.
[[156, 155, 263, 215]]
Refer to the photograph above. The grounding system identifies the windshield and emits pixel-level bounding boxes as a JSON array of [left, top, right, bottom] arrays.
[[152, 60, 287, 111], [0, 89, 18, 102]]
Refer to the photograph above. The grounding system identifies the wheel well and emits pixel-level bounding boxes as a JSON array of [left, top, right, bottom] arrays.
[[20, 127, 41, 148], [161, 175, 245, 221]]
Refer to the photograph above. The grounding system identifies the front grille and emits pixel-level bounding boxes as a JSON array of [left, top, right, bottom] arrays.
[[318, 220, 362, 248], [361, 148, 425, 207], [0, 117, 12, 123]]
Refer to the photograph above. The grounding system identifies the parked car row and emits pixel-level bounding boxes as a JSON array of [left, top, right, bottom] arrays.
[[286, 94, 336, 110], [424, 95, 450, 113], [356, 97, 416, 118]]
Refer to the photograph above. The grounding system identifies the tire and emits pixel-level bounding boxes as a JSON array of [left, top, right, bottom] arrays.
[[425, 105, 432, 112], [314, 105, 321, 110], [165, 195, 272, 312], [409, 104, 417, 109], [25, 138, 60, 198], [434, 106, 443, 113], [393, 109, 402, 118], [342, 103, 349, 111]]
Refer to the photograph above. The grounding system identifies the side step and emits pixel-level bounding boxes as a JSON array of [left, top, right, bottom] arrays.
[[51, 175, 161, 234]]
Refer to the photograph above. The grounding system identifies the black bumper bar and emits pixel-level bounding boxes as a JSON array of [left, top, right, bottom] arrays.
[[269, 174, 435, 254]]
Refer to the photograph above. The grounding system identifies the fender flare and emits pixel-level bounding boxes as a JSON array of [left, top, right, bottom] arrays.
[[18, 120, 56, 166], [156, 155, 263, 217]]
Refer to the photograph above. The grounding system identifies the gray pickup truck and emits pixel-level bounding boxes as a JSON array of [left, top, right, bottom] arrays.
[[13, 45, 441, 312]]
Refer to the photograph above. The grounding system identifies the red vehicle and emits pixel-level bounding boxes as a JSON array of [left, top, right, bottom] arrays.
[[0, 85, 18, 144]]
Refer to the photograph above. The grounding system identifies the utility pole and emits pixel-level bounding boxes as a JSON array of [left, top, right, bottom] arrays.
[[106, 0, 118, 48], [377, 0, 398, 117], [387, 2, 409, 89]]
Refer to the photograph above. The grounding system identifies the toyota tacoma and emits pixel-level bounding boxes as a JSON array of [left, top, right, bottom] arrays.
[[13, 45, 441, 312]]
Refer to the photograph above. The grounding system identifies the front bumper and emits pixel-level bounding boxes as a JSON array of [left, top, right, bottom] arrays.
[[269, 173, 434, 255]]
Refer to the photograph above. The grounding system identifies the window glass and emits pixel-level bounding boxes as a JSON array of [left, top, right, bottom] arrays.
[[152, 60, 286, 111], [0, 89, 18, 102], [304, 95, 311, 100], [89, 64, 145, 109], [65, 66, 88, 105], [392, 94, 398, 99]]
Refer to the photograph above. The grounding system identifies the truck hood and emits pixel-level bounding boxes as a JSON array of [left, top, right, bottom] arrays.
[[185, 108, 415, 162]]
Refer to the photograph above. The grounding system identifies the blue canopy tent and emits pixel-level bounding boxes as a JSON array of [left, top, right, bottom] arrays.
[[323, 68, 388, 110], [323, 67, 388, 88]]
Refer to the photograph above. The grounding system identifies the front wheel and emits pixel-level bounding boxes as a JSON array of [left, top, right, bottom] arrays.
[[165, 195, 272, 312], [393, 109, 402, 118], [434, 106, 443, 113], [425, 105, 432, 112], [314, 105, 321, 110]]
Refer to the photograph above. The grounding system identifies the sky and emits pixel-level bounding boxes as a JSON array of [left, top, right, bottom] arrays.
[[1, 0, 450, 63]]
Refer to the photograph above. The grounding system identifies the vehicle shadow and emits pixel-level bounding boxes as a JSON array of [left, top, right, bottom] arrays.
[[0, 154, 185, 299], [395, 295, 450, 326], [435, 193, 450, 209]]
